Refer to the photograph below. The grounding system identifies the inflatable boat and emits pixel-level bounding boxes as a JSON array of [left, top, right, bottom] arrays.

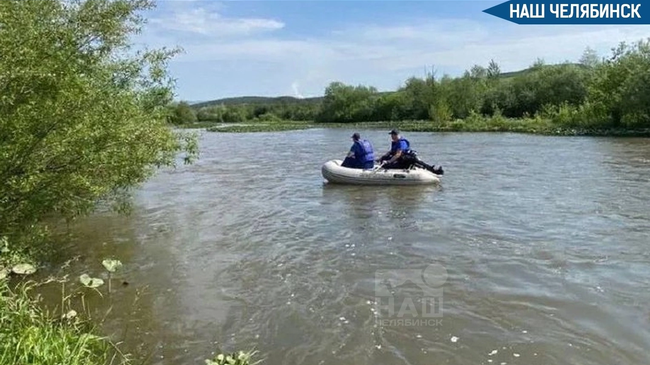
[[321, 159, 441, 186]]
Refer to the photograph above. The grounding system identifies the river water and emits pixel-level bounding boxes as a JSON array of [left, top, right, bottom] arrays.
[[49, 129, 650, 365]]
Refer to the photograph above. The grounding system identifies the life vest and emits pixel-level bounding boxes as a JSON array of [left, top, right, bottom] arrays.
[[355, 139, 375, 162], [401, 138, 410, 148], [391, 138, 410, 153]]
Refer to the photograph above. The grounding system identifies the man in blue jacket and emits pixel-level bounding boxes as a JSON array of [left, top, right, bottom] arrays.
[[378, 129, 411, 169], [342, 133, 375, 169]]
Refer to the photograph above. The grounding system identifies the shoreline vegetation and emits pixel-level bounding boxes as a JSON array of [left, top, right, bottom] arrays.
[[184, 119, 650, 137], [2, 0, 650, 364], [170, 39, 650, 137], [1, 0, 251, 364]]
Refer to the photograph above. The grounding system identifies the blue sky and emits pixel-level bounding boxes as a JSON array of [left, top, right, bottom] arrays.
[[134, 1, 650, 102]]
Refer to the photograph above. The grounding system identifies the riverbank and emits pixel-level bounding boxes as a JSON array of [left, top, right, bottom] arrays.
[[0, 250, 257, 365], [0, 279, 117, 365], [186, 116, 650, 137]]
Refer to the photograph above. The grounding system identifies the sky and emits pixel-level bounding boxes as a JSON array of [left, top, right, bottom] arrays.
[[133, 0, 650, 102]]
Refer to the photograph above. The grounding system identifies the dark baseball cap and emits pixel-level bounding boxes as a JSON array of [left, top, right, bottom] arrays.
[[351, 132, 360, 139], [389, 129, 399, 135]]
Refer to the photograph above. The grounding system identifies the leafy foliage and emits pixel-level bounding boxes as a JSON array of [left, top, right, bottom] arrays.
[[195, 39, 650, 135], [316, 82, 380, 123], [167, 101, 197, 124], [0, 0, 198, 242], [586, 39, 650, 128]]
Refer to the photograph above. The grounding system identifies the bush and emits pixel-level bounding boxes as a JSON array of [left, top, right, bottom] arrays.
[[0, 0, 198, 243], [167, 101, 198, 125], [255, 112, 282, 123]]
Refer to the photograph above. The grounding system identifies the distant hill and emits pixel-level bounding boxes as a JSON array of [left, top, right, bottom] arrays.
[[191, 63, 587, 109], [190, 91, 401, 109], [191, 95, 324, 109], [499, 62, 588, 78]]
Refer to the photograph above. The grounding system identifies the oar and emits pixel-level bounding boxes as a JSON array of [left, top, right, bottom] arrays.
[[370, 161, 388, 173]]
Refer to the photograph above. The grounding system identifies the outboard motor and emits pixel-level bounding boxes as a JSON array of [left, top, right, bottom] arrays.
[[403, 149, 444, 175]]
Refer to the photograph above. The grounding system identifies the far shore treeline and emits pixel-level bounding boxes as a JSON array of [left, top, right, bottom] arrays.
[[169, 39, 650, 135]]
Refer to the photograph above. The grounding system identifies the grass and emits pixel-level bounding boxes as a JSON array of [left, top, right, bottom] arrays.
[[174, 120, 223, 129], [0, 274, 261, 365], [0, 243, 259, 365], [0, 276, 261, 365], [207, 122, 316, 133], [1, 233, 259, 365], [0, 279, 125, 365]]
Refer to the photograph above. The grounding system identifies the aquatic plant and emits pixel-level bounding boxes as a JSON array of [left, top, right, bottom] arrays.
[[205, 350, 261, 365], [79, 273, 105, 289], [76, 258, 123, 295], [0, 236, 38, 280], [102, 258, 123, 294]]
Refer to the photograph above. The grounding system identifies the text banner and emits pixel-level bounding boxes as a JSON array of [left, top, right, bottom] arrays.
[[483, 0, 648, 24]]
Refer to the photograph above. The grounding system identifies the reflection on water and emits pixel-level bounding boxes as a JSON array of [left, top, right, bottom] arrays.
[[320, 183, 438, 221], [36, 130, 650, 365]]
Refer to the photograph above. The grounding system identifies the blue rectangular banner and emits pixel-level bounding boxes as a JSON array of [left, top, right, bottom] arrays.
[[483, 0, 648, 24]]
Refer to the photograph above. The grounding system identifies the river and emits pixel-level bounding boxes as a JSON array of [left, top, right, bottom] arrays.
[[49, 129, 650, 365]]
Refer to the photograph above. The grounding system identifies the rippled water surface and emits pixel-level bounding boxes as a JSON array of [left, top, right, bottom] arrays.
[[53, 129, 650, 365]]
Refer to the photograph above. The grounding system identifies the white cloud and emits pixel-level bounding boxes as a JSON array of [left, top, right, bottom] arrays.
[[166, 21, 650, 72], [138, 3, 650, 99], [149, 6, 284, 37]]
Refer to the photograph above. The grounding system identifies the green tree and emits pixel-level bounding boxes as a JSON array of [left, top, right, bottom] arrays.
[[400, 75, 439, 120], [197, 106, 226, 122], [316, 82, 378, 123], [531, 58, 546, 69], [222, 107, 247, 123], [443, 69, 490, 119], [0, 0, 198, 240], [587, 39, 650, 128], [168, 101, 198, 124], [487, 59, 501, 79], [579, 47, 600, 68], [483, 63, 589, 118], [481, 79, 516, 116], [374, 91, 409, 121], [469, 65, 487, 79]]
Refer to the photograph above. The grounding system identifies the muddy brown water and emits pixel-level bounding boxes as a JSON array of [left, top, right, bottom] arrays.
[[43, 129, 650, 365]]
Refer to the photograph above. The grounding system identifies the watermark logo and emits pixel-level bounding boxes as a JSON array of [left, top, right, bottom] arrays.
[[374, 264, 447, 327]]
